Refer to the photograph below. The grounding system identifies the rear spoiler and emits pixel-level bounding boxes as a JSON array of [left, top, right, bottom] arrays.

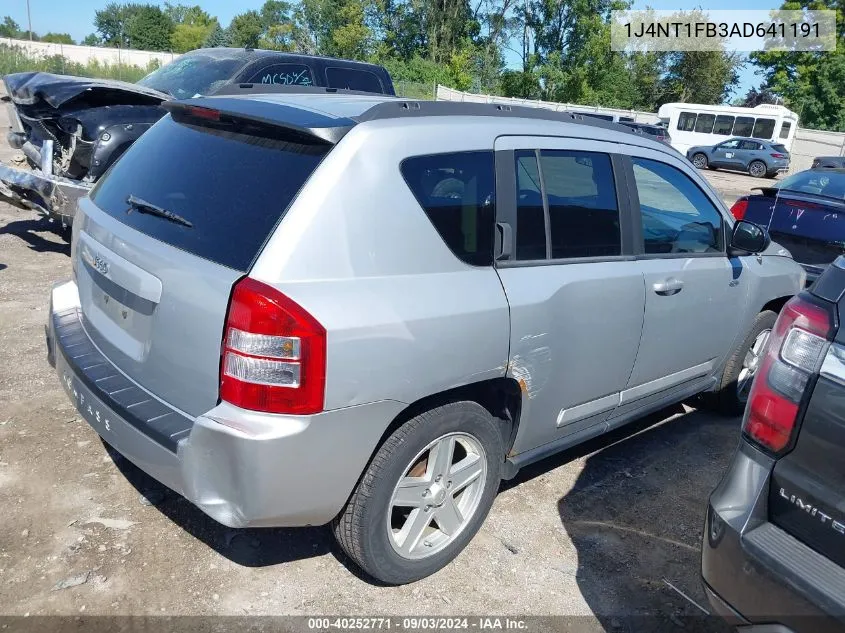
[[163, 97, 355, 145], [750, 186, 780, 197]]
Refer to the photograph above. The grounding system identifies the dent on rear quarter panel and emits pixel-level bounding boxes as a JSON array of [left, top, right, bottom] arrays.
[[250, 120, 512, 411]]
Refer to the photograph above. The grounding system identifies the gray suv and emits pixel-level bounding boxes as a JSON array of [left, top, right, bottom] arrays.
[[688, 138, 791, 178], [46, 92, 804, 585]]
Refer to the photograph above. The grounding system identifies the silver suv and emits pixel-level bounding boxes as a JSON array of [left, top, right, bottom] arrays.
[[46, 92, 804, 585]]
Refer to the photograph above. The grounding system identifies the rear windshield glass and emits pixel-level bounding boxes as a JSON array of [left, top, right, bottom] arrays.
[[90, 115, 328, 271], [772, 144, 789, 154], [777, 171, 845, 201]]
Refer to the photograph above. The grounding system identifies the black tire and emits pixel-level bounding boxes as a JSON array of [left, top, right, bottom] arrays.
[[332, 401, 503, 585], [691, 153, 708, 169], [749, 160, 767, 178], [708, 310, 777, 416]]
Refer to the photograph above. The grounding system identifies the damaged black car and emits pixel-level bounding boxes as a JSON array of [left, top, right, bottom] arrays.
[[0, 47, 395, 227]]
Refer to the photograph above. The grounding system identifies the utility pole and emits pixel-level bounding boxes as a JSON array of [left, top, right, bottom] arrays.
[[26, 0, 33, 40]]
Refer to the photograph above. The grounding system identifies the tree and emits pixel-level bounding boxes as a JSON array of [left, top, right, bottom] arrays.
[[228, 10, 264, 48], [164, 3, 215, 27], [171, 22, 216, 52], [82, 33, 102, 46], [95, 3, 141, 46], [752, 0, 845, 130], [257, 0, 299, 50], [733, 86, 779, 107], [125, 5, 174, 51], [0, 15, 21, 38], [41, 33, 75, 45], [203, 22, 230, 47], [660, 50, 743, 104]]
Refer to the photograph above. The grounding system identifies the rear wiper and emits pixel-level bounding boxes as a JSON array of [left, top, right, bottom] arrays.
[[126, 195, 193, 228]]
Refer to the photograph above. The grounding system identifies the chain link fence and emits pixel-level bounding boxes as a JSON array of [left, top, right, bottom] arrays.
[[393, 81, 437, 100]]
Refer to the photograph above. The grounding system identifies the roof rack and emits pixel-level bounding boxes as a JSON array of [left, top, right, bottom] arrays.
[[209, 84, 395, 98], [353, 100, 641, 137]]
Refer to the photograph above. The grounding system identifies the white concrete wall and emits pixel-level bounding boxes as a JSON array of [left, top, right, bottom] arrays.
[[791, 127, 845, 173], [0, 37, 175, 68], [436, 85, 845, 173], [436, 85, 659, 123]]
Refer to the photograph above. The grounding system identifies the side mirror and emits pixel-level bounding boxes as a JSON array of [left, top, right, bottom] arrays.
[[730, 220, 770, 255]]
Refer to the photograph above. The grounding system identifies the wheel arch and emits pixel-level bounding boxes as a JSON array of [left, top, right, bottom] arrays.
[[762, 295, 791, 315], [375, 378, 523, 466]]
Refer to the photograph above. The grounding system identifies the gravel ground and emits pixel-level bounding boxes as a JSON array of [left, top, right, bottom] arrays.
[[0, 109, 759, 629]]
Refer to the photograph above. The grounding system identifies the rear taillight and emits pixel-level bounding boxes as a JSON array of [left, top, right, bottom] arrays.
[[220, 278, 326, 415], [770, 153, 787, 159], [730, 198, 749, 220], [743, 295, 833, 454]]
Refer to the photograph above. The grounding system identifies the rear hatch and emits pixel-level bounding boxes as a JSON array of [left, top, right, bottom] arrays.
[[768, 269, 845, 568], [742, 189, 845, 270], [72, 103, 331, 417]]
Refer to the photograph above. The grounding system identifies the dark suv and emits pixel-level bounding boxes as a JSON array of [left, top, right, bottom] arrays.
[[0, 48, 395, 225], [703, 257, 845, 632]]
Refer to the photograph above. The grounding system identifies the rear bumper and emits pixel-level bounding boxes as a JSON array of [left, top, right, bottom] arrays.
[[702, 443, 845, 633], [47, 279, 405, 528], [0, 162, 90, 225]]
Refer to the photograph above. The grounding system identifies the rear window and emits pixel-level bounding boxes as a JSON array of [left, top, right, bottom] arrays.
[[778, 171, 845, 201], [325, 67, 384, 93], [90, 115, 328, 271], [772, 144, 789, 154], [400, 151, 495, 266]]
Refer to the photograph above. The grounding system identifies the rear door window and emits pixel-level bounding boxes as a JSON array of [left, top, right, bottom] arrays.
[[325, 67, 384, 93], [779, 122, 792, 139], [514, 151, 546, 260], [511, 149, 620, 260], [90, 115, 328, 271], [246, 64, 313, 86], [541, 151, 620, 259], [400, 151, 496, 266]]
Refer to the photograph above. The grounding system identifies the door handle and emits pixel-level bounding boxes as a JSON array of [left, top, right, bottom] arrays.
[[653, 278, 684, 296]]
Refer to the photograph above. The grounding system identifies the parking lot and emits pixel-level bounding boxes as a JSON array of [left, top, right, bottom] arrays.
[[0, 104, 770, 628]]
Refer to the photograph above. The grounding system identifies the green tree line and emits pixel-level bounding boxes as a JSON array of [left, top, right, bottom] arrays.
[[2, 0, 843, 130]]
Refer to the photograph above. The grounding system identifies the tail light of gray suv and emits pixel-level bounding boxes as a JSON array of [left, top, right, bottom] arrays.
[[743, 295, 834, 454], [221, 278, 327, 415]]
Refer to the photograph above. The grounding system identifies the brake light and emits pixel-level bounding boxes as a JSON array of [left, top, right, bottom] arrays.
[[730, 198, 749, 220], [782, 199, 821, 209], [743, 296, 833, 453], [770, 153, 787, 159], [186, 105, 221, 121], [220, 278, 326, 415]]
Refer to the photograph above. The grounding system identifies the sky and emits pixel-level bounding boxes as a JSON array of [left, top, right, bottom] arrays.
[[8, 0, 773, 100]]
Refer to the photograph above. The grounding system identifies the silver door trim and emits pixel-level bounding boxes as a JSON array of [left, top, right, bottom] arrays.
[[556, 392, 620, 427], [620, 359, 715, 404]]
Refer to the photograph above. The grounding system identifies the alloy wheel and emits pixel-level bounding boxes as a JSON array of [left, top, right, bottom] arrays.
[[387, 432, 487, 560]]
